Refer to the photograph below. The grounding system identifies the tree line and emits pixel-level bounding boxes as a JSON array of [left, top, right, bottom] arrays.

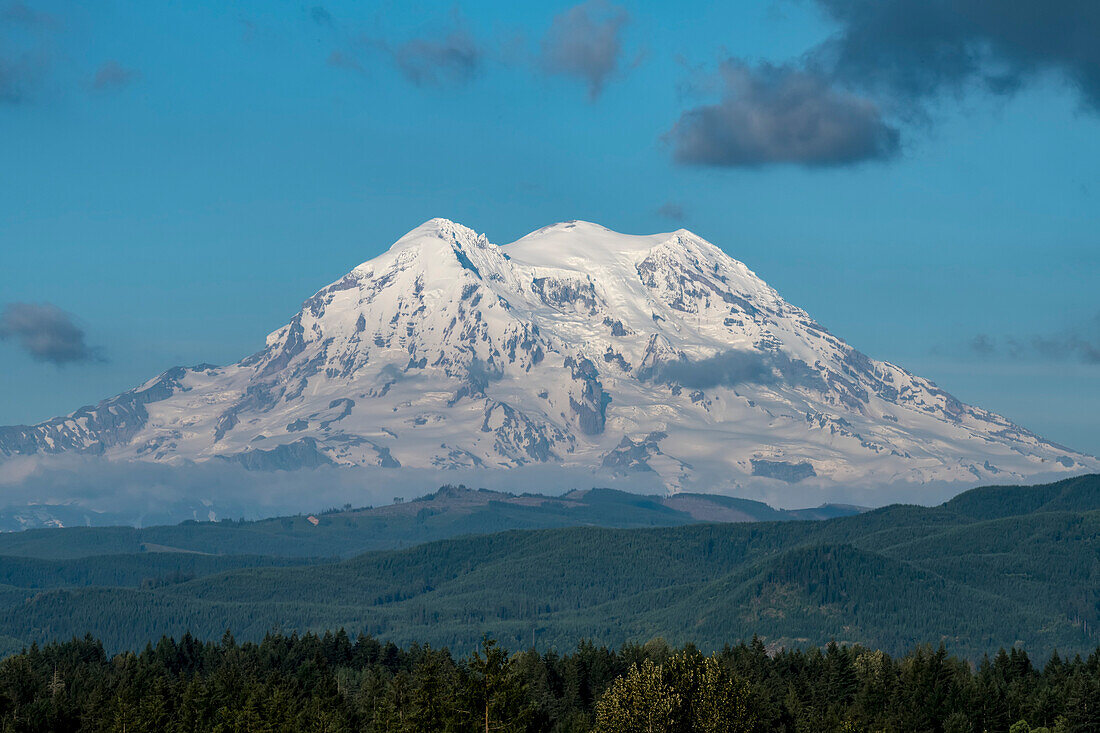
[[0, 631, 1098, 732]]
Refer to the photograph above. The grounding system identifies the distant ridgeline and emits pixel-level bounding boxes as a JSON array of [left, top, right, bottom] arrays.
[[3, 633, 1099, 732], [0, 485, 859, 555], [0, 475, 1097, 661]]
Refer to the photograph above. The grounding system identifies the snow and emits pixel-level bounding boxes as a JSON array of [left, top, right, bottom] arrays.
[[2, 217, 1096, 500], [506, 220, 675, 264]]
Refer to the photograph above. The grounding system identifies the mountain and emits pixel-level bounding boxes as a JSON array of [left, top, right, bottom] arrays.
[[1, 474, 1097, 658], [1, 219, 1094, 502], [0, 485, 861, 557]]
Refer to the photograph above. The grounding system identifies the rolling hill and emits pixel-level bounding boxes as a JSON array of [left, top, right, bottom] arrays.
[[0, 475, 1096, 659]]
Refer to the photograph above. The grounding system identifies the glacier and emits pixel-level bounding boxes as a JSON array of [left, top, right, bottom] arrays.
[[1, 218, 1095, 509]]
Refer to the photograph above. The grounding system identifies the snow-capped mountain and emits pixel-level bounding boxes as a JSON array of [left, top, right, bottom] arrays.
[[2, 219, 1095, 495]]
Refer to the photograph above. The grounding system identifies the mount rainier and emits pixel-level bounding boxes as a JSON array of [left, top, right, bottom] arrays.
[[2, 219, 1095, 501]]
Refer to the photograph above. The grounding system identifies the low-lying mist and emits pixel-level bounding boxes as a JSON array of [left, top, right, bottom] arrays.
[[0, 453, 1058, 530]]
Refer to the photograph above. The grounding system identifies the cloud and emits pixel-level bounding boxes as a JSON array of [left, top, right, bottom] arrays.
[[0, 455, 677, 526], [0, 450, 1024, 523], [649, 350, 776, 389], [966, 315, 1100, 364], [391, 25, 483, 87], [92, 61, 137, 91], [326, 14, 485, 88], [310, 6, 333, 28], [0, 2, 53, 104], [0, 302, 103, 365], [540, 0, 629, 99], [639, 349, 828, 393], [1, 1, 56, 28], [1027, 336, 1100, 364], [663, 2, 1100, 169], [0, 51, 44, 103], [811, 0, 1100, 111], [327, 50, 364, 75], [656, 202, 685, 221], [667, 61, 900, 168], [968, 333, 996, 356]]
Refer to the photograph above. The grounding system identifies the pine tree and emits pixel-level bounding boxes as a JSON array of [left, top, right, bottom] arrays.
[[466, 637, 530, 732]]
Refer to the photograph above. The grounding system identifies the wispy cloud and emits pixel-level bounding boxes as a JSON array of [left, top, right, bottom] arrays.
[[310, 6, 333, 28], [325, 3, 640, 96], [539, 0, 630, 99], [656, 202, 685, 221], [329, 18, 485, 88], [391, 25, 483, 87], [92, 61, 137, 92], [0, 1, 55, 104], [1, 1, 56, 28], [0, 303, 104, 365], [0, 455, 675, 526], [327, 49, 365, 76], [965, 315, 1100, 365], [638, 350, 828, 393], [0, 51, 45, 103]]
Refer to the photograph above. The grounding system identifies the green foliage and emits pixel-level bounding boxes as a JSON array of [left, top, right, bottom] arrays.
[[594, 651, 763, 733], [595, 658, 679, 732], [0, 552, 325, 589], [0, 475, 1096, 661], [1, 633, 1098, 732]]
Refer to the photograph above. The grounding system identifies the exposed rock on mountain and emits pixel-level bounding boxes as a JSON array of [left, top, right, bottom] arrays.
[[2, 219, 1094, 496]]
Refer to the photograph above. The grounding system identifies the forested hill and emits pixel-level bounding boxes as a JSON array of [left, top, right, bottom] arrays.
[[0, 474, 1097, 660], [0, 486, 858, 559]]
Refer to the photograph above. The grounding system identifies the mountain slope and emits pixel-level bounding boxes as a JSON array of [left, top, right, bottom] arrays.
[[2, 219, 1093, 500]]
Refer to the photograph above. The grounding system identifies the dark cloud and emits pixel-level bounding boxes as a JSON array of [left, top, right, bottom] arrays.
[[639, 349, 828, 393], [638, 350, 844, 411], [92, 61, 137, 91], [310, 6, 333, 27], [391, 26, 483, 87], [667, 61, 900, 168], [0, 303, 103, 365], [966, 315, 1100, 364], [650, 350, 775, 389], [656, 202, 685, 222], [664, 2, 1100, 169], [811, 0, 1100, 111], [540, 0, 629, 99]]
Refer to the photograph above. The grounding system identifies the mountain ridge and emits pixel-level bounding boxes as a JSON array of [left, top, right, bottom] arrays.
[[0, 484, 862, 552]]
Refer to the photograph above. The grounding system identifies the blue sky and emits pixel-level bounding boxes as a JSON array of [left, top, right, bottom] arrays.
[[1, 0, 1098, 455]]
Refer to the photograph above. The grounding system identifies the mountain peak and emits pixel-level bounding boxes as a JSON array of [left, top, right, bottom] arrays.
[[3, 218, 1094, 500], [505, 221, 679, 270], [387, 218, 488, 254]]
